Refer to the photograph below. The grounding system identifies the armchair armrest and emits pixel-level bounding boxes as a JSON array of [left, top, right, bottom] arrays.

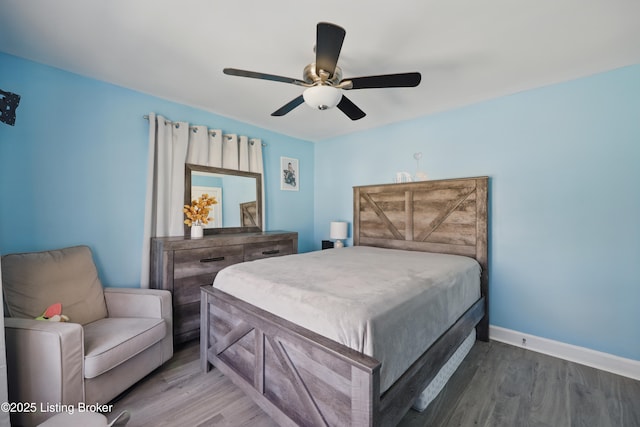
[[4, 318, 84, 413], [103, 287, 171, 320], [103, 287, 173, 362]]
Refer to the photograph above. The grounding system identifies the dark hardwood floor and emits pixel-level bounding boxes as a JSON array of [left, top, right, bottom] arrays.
[[109, 339, 640, 427]]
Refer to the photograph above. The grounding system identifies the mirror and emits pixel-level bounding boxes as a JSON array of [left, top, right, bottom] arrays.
[[184, 164, 262, 235]]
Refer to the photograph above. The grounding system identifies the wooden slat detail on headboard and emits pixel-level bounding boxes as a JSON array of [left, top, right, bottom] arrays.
[[353, 177, 488, 264], [360, 193, 404, 240], [240, 201, 258, 227]]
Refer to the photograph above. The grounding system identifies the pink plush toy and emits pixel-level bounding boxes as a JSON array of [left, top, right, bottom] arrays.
[[35, 302, 70, 322]]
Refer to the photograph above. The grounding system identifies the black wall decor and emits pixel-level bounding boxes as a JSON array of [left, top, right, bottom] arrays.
[[0, 89, 21, 126]]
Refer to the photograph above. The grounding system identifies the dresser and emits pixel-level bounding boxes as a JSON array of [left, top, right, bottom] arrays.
[[150, 231, 298, 344]]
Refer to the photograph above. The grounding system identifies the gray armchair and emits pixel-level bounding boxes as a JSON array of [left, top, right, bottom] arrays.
[[2, 246, 173, 426]]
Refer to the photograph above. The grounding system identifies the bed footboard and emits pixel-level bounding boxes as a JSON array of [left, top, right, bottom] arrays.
[[201, 286, 485, 427], [201, 286, 382, 427]]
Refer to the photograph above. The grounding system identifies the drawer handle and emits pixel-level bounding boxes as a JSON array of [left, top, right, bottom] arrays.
[[262, 249, 280, 255], [200, 256, 225, 263]]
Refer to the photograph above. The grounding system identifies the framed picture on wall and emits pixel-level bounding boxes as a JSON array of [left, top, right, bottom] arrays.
[[280, 157, 299, 191]]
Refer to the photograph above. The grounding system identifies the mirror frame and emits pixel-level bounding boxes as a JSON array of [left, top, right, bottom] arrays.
[[184, 163, 262, 235]]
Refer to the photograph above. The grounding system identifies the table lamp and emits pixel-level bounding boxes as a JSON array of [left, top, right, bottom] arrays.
[[330, 221, 348, 248]]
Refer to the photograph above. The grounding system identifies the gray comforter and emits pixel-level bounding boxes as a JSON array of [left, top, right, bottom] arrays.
[[213, 245, 480, 392]]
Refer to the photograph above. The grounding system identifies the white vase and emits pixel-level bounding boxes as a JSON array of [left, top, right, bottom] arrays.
[[190, 224, 204, 239]]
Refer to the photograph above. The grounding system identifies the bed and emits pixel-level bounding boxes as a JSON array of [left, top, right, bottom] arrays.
[[200, 176, 489, 426]]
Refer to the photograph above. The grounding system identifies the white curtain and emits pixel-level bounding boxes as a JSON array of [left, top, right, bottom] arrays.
[[140, 113, 264, 287]]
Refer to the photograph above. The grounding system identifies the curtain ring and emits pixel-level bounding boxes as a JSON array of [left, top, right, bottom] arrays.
[[210, 131, 216, 137], [192, 128, 198, 133], [175, 123, 180, 129]]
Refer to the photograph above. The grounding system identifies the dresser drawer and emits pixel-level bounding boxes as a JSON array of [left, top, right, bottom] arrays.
[[173, 245, 243, 306], [173, 274, 221, 306], [244, 239, 294, 261], [173, 245, 244, 279]]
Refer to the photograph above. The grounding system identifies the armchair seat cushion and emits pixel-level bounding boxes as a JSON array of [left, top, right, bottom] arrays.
[[83, 317, 166, 379]]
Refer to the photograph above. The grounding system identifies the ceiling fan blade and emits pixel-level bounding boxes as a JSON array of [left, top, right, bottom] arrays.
[[271, 95, 305, 116], [337, 96, 366, 121], [345, 72, 422, 89], [315, 22, 346, 77], [224, 68, 307, 86]]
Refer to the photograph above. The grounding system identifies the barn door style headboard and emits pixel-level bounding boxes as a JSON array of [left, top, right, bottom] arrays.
[[354, 176, 489, 335], [353, 176, 487, 258]]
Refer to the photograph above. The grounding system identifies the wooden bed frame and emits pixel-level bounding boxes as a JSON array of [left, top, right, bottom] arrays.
[[200, 176, 489, 426]]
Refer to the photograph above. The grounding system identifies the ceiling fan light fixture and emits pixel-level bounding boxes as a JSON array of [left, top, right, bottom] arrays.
[[303, 85, 342, 110]]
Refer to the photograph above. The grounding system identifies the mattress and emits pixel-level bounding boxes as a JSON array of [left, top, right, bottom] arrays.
[[213, 245, 481, 392]]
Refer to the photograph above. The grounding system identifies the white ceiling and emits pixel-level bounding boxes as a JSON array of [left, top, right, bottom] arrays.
[[1, 1, 639, 142]]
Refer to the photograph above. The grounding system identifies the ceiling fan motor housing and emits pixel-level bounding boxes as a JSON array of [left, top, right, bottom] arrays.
[[304, 63, 343, 86]]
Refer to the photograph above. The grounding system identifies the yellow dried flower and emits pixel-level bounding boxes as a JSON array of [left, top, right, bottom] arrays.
[[183, 194, 217, 227]]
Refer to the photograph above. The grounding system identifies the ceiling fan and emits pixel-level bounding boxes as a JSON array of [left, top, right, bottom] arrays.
[[223, 22, 422, 121]]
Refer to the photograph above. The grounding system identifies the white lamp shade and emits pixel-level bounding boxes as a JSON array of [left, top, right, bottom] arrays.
[[303, 85, 342, 110], [330, 221, 348, 240]]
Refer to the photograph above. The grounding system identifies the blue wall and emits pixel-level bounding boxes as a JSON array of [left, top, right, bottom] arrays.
[[0, 52, 315, 286], [314, 64, 640, 361]]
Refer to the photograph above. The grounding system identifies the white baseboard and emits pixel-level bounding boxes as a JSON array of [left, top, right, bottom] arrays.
[[489, 325, 640, 381]]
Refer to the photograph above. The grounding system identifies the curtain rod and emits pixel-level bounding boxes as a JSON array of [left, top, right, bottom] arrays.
[[143, 115, 267, 146]]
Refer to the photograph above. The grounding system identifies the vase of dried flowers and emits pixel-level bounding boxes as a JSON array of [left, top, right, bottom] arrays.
[[183, 193, 217, 239]]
